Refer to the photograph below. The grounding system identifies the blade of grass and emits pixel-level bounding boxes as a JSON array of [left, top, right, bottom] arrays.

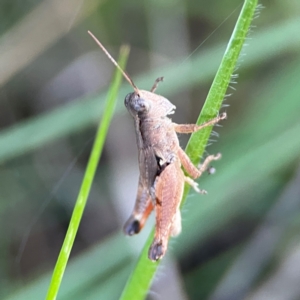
[[120, 1, 258, 299], [45, 44, 130, 300]]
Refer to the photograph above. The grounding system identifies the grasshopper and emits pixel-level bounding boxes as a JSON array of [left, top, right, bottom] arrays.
[[88, 31, 226, 261]]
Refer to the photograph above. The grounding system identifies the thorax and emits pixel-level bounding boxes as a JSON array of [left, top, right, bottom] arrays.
[[137, 116, 178, 150]]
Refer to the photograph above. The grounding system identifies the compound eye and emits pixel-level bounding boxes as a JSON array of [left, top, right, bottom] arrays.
[[134, 98, 150, 112]]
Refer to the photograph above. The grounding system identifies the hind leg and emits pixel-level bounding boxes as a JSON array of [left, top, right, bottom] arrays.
[[123, 177, 154, 236], [148, 163, 184, 261]]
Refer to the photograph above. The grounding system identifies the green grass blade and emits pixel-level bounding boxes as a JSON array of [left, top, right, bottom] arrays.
[[120, 1, 258, 299], [45, 45, 130, 300], [183, 0, 259, 196]]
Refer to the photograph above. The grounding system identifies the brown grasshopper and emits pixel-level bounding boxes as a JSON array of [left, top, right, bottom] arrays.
[[88, 31, 226, 261]]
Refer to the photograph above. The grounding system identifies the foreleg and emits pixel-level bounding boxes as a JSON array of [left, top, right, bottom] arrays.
[[173, 112, 226, 134], [150, 77, 164, 92]]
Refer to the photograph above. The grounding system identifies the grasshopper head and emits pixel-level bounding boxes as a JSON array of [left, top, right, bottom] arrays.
[[124, 90, 175, 118]]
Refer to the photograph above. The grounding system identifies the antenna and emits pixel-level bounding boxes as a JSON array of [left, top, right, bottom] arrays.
[[88, 31, 140, 95]]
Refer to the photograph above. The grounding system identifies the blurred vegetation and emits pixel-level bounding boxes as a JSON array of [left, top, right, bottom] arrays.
[[0, 0, 300, 300]]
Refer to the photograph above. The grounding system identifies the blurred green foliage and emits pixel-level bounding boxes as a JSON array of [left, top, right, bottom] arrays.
[[1, 0, 300, 299]]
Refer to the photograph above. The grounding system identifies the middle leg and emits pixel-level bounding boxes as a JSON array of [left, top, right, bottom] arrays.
[[177, 147, 221, 179]]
